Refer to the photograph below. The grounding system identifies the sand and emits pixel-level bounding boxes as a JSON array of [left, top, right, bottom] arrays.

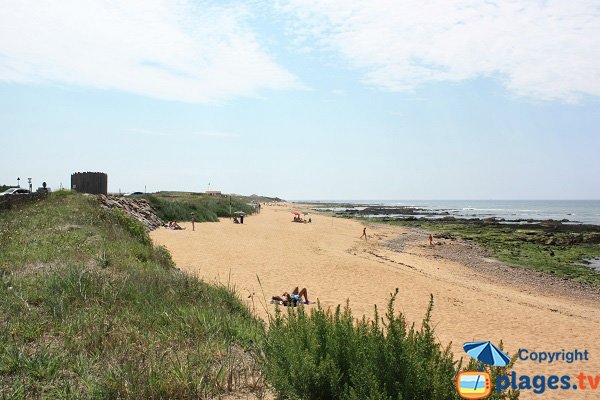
[[151, 204, 600, 398]]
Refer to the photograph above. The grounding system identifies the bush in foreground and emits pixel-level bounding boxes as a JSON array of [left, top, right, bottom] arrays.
[[265, 291, 518, 400]]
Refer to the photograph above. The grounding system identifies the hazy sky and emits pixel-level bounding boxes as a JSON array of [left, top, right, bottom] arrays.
[[1, 0, 599, 199]]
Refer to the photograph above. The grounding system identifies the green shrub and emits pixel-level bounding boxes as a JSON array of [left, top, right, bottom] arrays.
[[265, 291, 517, 400], [145, 195, 255, 223], [110, 208, 151, 245]]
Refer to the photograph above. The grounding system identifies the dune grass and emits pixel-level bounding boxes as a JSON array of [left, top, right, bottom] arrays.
[[145, 193, 256, 223], [0, 191, 265, 398]]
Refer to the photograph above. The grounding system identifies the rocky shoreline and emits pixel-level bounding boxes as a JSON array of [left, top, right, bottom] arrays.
[[385, 228, 600, 302], [317, 205, 600, 236]]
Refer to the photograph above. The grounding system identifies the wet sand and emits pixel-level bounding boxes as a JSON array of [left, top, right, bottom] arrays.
[[151, 204, 600, 399]]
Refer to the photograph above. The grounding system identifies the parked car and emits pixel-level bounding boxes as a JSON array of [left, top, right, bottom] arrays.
[[0, 188, 30, 196]]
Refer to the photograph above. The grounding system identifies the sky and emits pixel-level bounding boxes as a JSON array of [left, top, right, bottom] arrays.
[[1, 0, 599, 200]]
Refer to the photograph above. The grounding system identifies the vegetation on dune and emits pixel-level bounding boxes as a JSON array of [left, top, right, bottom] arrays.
[[371, 218, 600, 286], [0, 191, 265, 398], [0, 192, 520, 398], [146, 193, 257, 223], [266, 291, 518, 399]]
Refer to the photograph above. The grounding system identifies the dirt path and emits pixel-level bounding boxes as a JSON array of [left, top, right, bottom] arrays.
[[151, 205, 600, 399]]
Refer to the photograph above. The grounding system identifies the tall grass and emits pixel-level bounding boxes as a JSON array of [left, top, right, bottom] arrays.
[[0, 191, 266, 398], [145, 194, 256, 222], [265, 290, 518, 399]]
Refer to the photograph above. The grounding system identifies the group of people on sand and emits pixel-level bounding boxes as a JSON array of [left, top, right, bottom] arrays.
[[233, 215, 244, 224], [293, 215, 311, 223], [163, 221, 184, 230]]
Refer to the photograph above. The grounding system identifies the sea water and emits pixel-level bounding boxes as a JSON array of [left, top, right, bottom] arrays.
[[306, 200, 600, 225]]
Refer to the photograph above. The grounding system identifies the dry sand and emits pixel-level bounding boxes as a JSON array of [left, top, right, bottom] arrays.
[[151, 204, 600, 399]]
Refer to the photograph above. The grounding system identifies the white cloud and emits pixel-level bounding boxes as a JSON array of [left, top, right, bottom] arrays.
[[0, 0, 299, 103], [279, 0, 600, 102]]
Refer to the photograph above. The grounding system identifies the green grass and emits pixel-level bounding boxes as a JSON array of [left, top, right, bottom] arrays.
[[266, 291, 518, 400], [376, 219, 600, 286], [145, 193, 257, 222], [0, 191, 265, 398]]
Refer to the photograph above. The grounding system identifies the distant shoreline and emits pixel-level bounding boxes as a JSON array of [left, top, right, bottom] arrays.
[[300, 201, 600, 288], [294, 199, 600, 226]]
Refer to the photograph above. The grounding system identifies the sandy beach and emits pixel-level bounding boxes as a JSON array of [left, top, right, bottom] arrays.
[[151, 204, 600, 397]]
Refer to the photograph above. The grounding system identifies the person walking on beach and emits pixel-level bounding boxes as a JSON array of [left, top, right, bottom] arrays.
[[360, 227, 367, 240], [429, 234, 433, 246], [191, 212, 196, 231]]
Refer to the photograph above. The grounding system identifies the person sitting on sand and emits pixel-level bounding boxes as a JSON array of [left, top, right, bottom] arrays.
[[272, 287, 309, 306], [233, 216, 239, 224], [171, 221, 184, 230]]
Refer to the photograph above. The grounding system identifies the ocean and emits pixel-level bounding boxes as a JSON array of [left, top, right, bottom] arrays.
[[306, 200, 600, 226]]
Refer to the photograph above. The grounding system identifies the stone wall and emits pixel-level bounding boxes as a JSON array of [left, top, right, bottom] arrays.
[[0, 192, 48, 210]]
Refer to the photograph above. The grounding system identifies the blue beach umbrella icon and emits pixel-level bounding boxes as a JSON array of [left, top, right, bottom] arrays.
[[463, 341, 510, 367]]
